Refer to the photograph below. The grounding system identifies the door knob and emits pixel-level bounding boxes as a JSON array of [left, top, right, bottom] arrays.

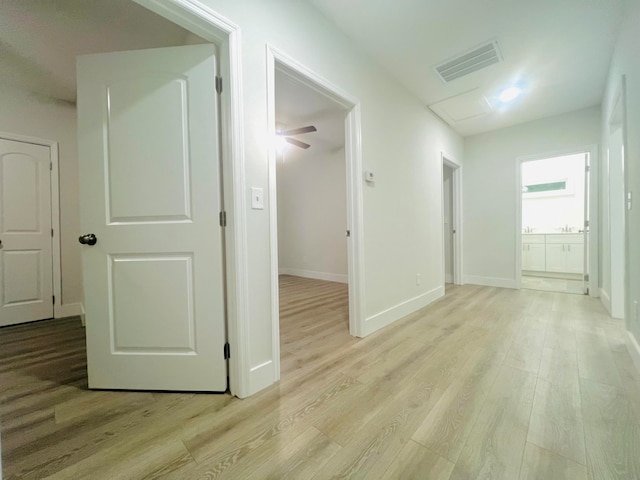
[[79, 233, 97, 246]]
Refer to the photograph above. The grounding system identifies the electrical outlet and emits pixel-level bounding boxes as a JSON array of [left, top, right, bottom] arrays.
[[416, 273, 421, 286]]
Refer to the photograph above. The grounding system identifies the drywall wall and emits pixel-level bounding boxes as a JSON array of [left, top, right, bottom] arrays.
[[194, 0, 463, 393], [601, 0, 640, 350], [463, 106, 600, 287], [0, 83, 82, 313], [276, 148, 347, 282], [521, 154, 586, 232]]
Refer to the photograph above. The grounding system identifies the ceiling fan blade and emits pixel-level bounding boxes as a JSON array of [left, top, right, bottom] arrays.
[[285, 137, 311, 149], [280, 125, 317, 136]]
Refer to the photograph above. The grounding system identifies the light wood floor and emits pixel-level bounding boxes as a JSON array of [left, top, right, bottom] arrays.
[[2, 277, 640, 479], [521, 274, 586, 295]]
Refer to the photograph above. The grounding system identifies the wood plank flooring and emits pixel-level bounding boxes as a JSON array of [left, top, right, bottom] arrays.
[[2, 276, 640, 479]]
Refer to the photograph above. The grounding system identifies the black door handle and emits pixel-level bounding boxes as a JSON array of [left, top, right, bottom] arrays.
[[79, 233, 97, 246]]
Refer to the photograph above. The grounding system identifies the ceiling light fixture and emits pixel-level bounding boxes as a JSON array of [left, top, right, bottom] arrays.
[[275, 135, 290, 154], [498, 86, 522, 103]]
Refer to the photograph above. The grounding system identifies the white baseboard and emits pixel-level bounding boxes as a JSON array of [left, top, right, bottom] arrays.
[[627, 331, 640, 378], [54, 302, 84, 319], [248, 360, 275, 397], [463, 275, 517, 289], [364, 285, 444, 336], [279, 268, 347, 284], [600, 288, 612, 315]]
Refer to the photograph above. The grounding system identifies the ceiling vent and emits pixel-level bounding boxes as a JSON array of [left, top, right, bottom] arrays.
[[434, 40, 503, 83]]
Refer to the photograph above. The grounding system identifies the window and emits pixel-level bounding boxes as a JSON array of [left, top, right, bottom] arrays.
[[522, 179, 572, 197]]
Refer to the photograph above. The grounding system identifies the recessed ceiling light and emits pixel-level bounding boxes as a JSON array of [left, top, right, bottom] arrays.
[[498, 86, 522, 103]]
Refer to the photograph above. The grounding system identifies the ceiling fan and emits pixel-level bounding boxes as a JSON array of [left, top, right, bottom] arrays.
[[277, 125, 317, 149]]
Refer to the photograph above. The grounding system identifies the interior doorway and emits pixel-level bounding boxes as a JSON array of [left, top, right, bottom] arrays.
[[441, 154, 462, 287], [518, 153, 590, 295], [272, 63, 352, 377], [607, 78, 627, 319]]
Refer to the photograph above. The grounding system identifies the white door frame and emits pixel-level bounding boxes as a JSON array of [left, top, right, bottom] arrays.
[[0, 131, 63, 318], [607, 76, 627, 320], [134, 0, 250, 397], [441, 153, 463, 286], [515, 145, 599, 296], [266, 45, 365, 381]]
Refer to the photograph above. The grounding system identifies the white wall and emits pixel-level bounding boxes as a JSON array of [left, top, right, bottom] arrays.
[[600, 0, 640, 356], [0, 83, 82, 311], [277, 148, 347, 283], [521, 154, 586, 233], [463, 106, 600, 287], [196, 0, 463, 393]]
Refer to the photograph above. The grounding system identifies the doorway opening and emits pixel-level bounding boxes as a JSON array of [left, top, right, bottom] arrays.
[[441, 153, 462, 285], [441, 154, 462, 289], [606, 77, 627, 319], [273, 65, 352, 378], [266, 47, 365, 379], [518, 153, 590, 295]]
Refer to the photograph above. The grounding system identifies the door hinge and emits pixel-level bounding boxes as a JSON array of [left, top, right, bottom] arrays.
[[52, 295, 55, 305], [584, 220, 589, 228], [219, 211, 227, 227], [224, 342, 230, 359], [584, 274, 589, 282], [346, 229, 351, 237], [51, 228, 54, 237], [585, 165, 590, 173], [215, 76, 222, 95], [50, 162, 53, 171]]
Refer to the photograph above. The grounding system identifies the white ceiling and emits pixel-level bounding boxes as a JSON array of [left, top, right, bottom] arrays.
[[307, 0, 628, 136], [0, 0, 343, 159], [275, 70, 346, 161], [0, 0, 199, 102], [0, 1, 628, 139]]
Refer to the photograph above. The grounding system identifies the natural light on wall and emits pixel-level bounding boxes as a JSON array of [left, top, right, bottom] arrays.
[[521, 153, 586, 233]]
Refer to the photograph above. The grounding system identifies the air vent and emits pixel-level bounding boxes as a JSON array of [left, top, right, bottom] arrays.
[[434, 40, 503, 83]]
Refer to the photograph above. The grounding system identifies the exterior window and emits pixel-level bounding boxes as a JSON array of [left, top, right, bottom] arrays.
[[522, 180, 570, 197]]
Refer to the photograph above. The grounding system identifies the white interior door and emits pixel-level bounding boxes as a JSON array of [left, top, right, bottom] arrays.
[[0, 138, 53, 327], [77, 45, 227, 391]]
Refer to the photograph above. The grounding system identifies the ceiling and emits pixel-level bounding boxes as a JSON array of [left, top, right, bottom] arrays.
[[0, 0, 342, 160], [0, 0, 628, 140], [307, 0, 628, 136], [0, 0, 200, 103], [275, 70, 346, 161]]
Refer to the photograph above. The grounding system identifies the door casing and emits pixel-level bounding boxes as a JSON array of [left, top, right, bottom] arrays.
[[515, 145, 599, 296], [265, 44, 366, 382], [441, 153, 463, 286]]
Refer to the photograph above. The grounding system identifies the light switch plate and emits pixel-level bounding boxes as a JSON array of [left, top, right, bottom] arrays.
[[251, 187, 264, 210]]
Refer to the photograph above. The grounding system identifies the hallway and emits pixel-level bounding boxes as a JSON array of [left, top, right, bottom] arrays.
[[1, 283, 639, 479]]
